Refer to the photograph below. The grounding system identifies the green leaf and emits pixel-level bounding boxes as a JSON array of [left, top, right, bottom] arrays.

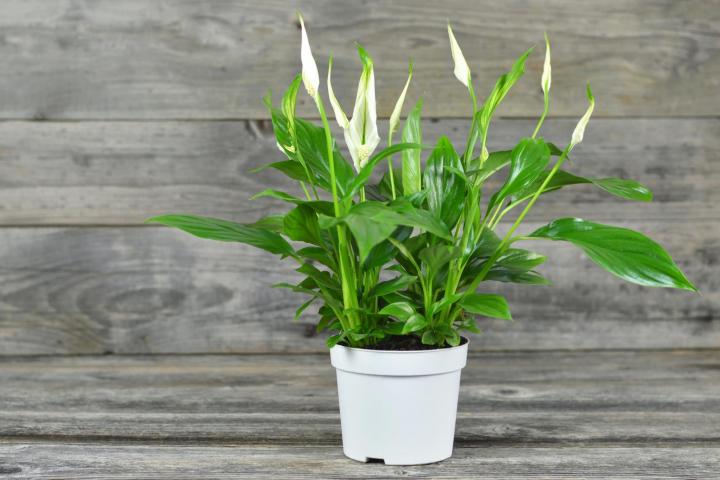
[[248, 214, 285, 232], [283, 205, 322, 246], [495, 249, 547, 271], [326, 334, 344, 348], [423, 136, 466, 228], [485, 269, 551, 285], [147, 215, 294, 257], [345, 143, 424, 200], [296, 263, 341, 294], [471, 150, 511, 183], [263, 96, 354, 196], [297, 246, 336, 270], [363, 226, 413, 270], [428, 292, 463, 318], [251, 160, 310, 183], [294, 296, 316, 322], [379, 302, 415, 321], [489, 138, 551, 211], [402, 99, 423, 195], [401, 313, 428, 334], [421, 330, 440, 345], [529, 218, 697, 291], [516, 170, 653, 202], [419, 245, 463, 273], [368, 275, 417, 298], [331, 200, 451, 263], [592, 178, 653, 201], [459, 293, 512, 320], [478, 48, 533, 137]]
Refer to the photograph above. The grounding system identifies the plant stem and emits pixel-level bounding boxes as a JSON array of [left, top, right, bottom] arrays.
[[386, 131, 397, 200], [532, 92, 549, 139], [315, 95, 361, 333]]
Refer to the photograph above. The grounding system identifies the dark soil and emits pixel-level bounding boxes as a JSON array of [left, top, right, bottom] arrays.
[[349, 335, 468, 351]]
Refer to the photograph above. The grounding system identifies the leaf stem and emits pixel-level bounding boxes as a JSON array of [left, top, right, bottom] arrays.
[[315, 95, 361, 333]]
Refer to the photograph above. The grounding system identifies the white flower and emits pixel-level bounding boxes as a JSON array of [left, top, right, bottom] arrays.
[[448, 24, 471, 88], [327, 57, 349, 129], [327, 46, 380, 171], [388, 62, 413, 137], [298, 13, 320, 99], [570, 83, 595, 149], [541, 32, 551, 96]]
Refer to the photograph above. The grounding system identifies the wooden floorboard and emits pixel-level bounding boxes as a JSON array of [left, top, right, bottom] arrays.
[[0, 118, 715, 225], [0, 220, 714, 354], [0, 0, 718, 119], [2, 442, 719, 479], [0, 351, 718, 478]]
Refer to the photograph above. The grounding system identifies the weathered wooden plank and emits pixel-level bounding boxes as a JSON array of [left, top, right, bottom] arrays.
[[0, 0, 718, 119], [0, 351, 718, 443], [0, 118, 716, 225], [0, 220, 714, 354], [1, 442, 719, 479]]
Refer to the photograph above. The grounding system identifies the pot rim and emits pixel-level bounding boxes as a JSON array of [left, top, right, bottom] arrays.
[[332, 336, 469, 355]]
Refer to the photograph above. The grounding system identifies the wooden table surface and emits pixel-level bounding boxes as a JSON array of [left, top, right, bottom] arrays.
[[1, 350, 719, 479]]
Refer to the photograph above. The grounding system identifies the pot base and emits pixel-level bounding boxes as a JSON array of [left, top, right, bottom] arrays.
[[343, 449, 452, 466]]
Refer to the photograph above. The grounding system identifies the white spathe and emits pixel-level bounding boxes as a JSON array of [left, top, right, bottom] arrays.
[[330, 340, 468, 465], [327, 49, 380, 171], [571, 84, 595, 149], [448, 24, 471, 88], [388, 64, 413, 137], [541, 32, 552, 95], [298, 14, 320, 99]]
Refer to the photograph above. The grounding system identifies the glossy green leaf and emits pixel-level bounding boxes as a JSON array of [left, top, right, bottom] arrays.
[[423, 136, 466, 228], [485, 269, 550, 285], [419, 245, 463, 274], [248, 214, 285, 232], [251, 160, 310, 183], [401, 99, 423, 195], [478, 48, 533, 137], [495, 248, 547, 271], [379, 301, 415, 321], [326, 200, 451, 263], [489, 138, 551, 211], [368, 275, 417, 298], [421, 330, 440, 345], [283, 205, 322, 246], [517, 170, 653, 202], [363, 226, 413, 269], [296, 263, 341, 294], [147, 215, 294, 257], [345, 143, 424, 200], [294, 296, 316, 322], [296, 246, 336, 270], [529, 218, 697, 291], [471, 150, 511, 183], [401, 313, 428, 334], [459, 293, 512, 320]]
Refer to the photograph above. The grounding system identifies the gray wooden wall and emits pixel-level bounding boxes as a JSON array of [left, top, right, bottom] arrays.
[[0, 0, 717, 354]]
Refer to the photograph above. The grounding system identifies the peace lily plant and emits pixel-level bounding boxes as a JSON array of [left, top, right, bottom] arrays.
[[149, 16, 695, 464], [150, 18, 695, 349]]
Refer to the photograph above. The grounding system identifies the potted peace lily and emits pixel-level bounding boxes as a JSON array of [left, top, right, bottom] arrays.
[[149, 16, 696, 465]]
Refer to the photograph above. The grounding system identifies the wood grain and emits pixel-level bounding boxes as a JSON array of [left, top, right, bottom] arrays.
[[0, 220, 715, 354], [0, 0, 718, 119], [1, 351, 718, 442], [2, 442, 718, 479], [0, 351, 719, 478], [0, 118, 716, 225]]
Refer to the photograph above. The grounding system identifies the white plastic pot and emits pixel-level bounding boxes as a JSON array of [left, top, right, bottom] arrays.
[[330, 340, 468, 465]]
